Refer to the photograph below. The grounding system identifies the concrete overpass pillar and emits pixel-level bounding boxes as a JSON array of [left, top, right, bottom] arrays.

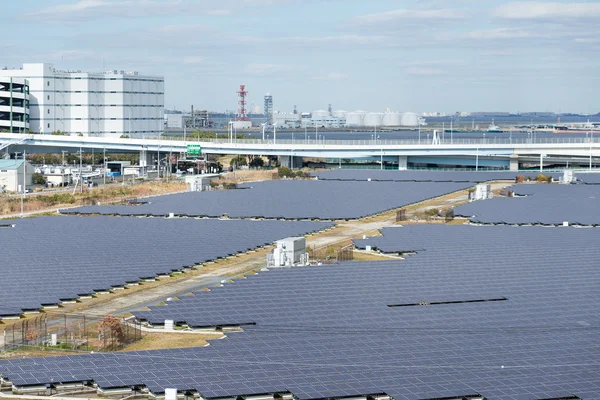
[[280, 155, 304, 169], [139, 150, 153, 167], [509, 154, 519, 172], [398, 156, 408, 170]]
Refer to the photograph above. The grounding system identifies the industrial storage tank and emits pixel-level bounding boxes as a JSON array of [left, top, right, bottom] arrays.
[[382, 112, 402, 127], [363, 112, 384, 128], [311, 109, 330, 119], [401, 112, 420, 127], [345, 110, 367, 127], [332, 110, 347, 119]]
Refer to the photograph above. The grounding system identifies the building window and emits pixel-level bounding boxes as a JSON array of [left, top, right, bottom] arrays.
[[47, 123, 50, 128], [47, 81, 50, 87], [47, 109, 50, 114], [47, 95, 50, 100]]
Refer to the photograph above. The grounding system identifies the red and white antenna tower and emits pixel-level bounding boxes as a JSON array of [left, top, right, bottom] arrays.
[[236, 84, 250, 121]]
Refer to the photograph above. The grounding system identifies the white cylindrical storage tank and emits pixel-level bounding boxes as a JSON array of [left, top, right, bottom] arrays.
[[382, 112, 401, 127], [401, 112, 420, 127], [311, 109, 330, 119], [345, 110, 367, 127], [332, 110, 347, 119], [364, 112, 384, 128]]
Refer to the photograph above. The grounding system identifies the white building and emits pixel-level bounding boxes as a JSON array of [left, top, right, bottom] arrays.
[[273, 113, 301, 129], [165, 113, 184, 129], [303, 115, 345, 128], [0, 159, 33, 192], [0, 77, 30, 133], [0, 63, 164, 138]]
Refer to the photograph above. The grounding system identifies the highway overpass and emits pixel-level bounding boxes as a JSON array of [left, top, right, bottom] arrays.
[[1, 132, 599, 170]]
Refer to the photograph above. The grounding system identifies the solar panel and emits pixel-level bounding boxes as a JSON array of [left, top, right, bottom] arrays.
[[454, 184, 600, 225], [1, 225, 596, 399], [311, 170, 562, 183], [0, 216, 332, 316], [60, 180, 471, 220]]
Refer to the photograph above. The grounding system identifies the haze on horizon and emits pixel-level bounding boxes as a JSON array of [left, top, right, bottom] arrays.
[[4, 0, 600, 114]]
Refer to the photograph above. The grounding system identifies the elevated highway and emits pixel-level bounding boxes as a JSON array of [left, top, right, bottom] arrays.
[[1, 132, 598, 170]]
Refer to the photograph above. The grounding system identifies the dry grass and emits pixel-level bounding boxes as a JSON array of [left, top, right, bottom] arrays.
[[0, 181, 186, 217], [218, 169, 277, 184], [352, 251, 396, 261], [119, 332, 225, 351]]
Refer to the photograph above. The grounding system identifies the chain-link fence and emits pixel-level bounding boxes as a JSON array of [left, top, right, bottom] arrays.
[[309, 244, 354, 264], [1, 313, 143, 352]]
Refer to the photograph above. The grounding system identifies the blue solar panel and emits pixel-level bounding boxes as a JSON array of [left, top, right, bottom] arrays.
[[311, 170, 562, 183], [60, 180, 471, 220], [0, 216, 332, 316], [454, 184, 600, 225], [1, 225, 596, 399]]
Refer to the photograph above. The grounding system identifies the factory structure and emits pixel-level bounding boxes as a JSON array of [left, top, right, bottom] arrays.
[[163, 86, 427, 131], [0, 63, 164, 138], [271, 108, 424, 129]]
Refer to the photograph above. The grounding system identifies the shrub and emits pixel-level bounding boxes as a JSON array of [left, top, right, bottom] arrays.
[[249, 157, 264, 168], [536, 174, 549, 182], [38, 193, 76, 205], [230, 155, 247, 168], [277, 166, 295, 178], [222, 182, 237, 190], [515, 175, 525, 183], [32, 173, 47, 185]]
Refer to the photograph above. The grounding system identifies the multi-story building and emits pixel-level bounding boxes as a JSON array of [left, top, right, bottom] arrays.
[[0, 63, 164, 138], [0, 76, 30, 133]]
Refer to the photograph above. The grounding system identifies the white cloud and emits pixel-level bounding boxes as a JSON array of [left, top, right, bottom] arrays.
[[237, 34, 390, 46], [312, 72, 349, 81], [30, 0, 231, 22], [243, 63, 301, 76], [494, 2, 600, 20], [467, 28, 542, 40], [574, 37, 600, 44], [182, 56, 204, 64], [355, 8, 466, 24], [158, 24, 211, 33], [404, 67, 445, 76]]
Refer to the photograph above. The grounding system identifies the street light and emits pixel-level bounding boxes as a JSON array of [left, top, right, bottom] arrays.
[[261, 123, 266, 141]]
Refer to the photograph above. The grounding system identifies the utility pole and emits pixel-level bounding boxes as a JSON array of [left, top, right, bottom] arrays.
[[79, 147, 83, 193], [103, 148, 106, 185], [21, 150, 26, 218]]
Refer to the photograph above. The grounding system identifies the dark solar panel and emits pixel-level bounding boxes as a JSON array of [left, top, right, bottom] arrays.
[[0, 216, 332, 316], [1, 225, 596, 399], [311, 170, 562, 183], [454, 184, 600, 225], [60, 180, 471, 220]]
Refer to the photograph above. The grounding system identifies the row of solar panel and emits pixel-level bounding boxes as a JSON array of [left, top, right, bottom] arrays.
[[0, 217, 332, 316], [312, 170, 563, 183], [454, 184, 600, 225], [2, 223, 599, 399], [61, 180, 471, 220]]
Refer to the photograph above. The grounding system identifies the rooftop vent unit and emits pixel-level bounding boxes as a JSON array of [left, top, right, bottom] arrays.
[[470, 184, 492, 201], [267, 237, 309, 268], [562, 169, 574, 184]]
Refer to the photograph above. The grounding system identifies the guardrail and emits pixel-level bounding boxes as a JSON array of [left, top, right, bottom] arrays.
[[148, 136, 600, 146]]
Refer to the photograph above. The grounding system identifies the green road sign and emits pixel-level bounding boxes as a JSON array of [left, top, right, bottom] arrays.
[[187, 144, 202, 155]]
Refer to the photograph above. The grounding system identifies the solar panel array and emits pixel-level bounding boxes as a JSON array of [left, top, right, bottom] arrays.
[[454, 184, 600, 225], [311, 170, 562, 183], [0, 216, 332, 316], [575, 172, 600, 184], [2, 225, 595, 399], [61, 180, 471, 220]]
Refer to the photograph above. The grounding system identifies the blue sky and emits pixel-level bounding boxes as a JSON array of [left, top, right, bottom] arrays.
[[4, 0, 600, 113]]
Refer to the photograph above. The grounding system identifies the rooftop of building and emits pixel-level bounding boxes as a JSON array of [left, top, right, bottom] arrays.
[[0, 159, 25, 170]]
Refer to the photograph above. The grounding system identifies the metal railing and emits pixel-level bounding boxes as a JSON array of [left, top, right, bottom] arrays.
[[147, 136, 600, 147]]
